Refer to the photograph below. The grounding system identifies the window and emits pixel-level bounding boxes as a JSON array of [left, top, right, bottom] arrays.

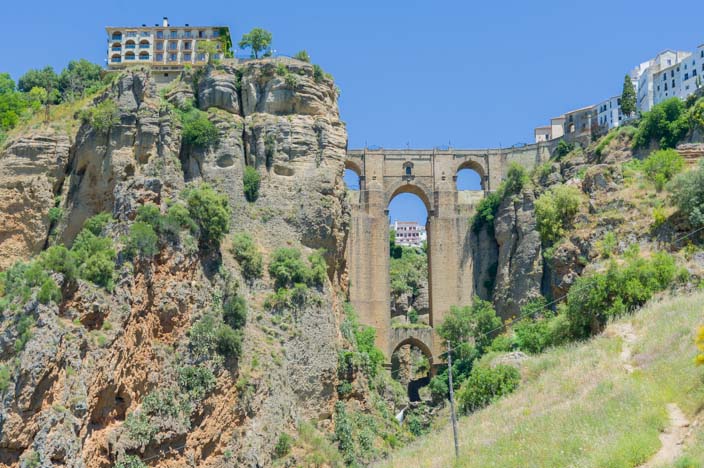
[[183, 41, 191, 50], [213, 30, 220, 37], [111, 32, 122, 41], [694, 69, 698, 77], [169, 42, 177, 50], [183, 53, 191, 61], [663, 74, 667, 81], [156, 53, 163, 61], [685, 73, 689, 80], [672, 79, 676, 88], [184, 30, 192, 38], [170, 30, 178, 38], [156, 42, 163, 51], [671, 70, 675, 78], [156, 30, 164, 39], [169, 53, 177, 61], [665, 83, 668, 91], [197, 53, 206, 61], [198, 30, 205, 38]]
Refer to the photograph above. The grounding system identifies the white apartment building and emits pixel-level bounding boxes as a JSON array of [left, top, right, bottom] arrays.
[[391, 221, 427, 248], [636, 50, 691, 112], [597, 96, 623, 129], [106, 18, 228, 73], [652, 44, 704, 105]]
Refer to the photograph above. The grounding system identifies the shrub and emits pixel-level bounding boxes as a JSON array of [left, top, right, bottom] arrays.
[[232, 233, 263, 279], [514, 313, 569, 354], [185, 184, 231, 246], [180, 108, 219, 147], [598, 231, 617, 258], [126, 221, 159, 258], [135, 203, 161, 229], [243, 166, 261, 202], [668, 160, 704, 228], [14, 315, 35, 352], [652, 206, 667, 229], [502, 163, 528, 197], [457, 364, 520, 413], [642, 148, 684, 190], [124, 412, 155, 445], [178, 365, 216, 401], [566, 252, 676, 338], [264, 288, 292, 312], [114, 455, 147, 468], [216, 324, 242, 358], [313, 64, 325, 83], [269, 248, 310, 288], [307, 249, 328, 287], [554, 140, 574, 159], [80, 99, 119, 134], [39, 246, 77, 281], [633, 97, 690, 149], [0, 365, 10, 393], [142, 389, 183, 418], [223, 295, 247, 329], [437, 298, 501, 353], [274, 433, 293, 458], [471, 191, 501, 233], [83, 212, 112, 236], [48, 206, 62, 224], [293, 50, 311, 62], [488, 334, 514, 352], [37, 278, 61, 304], [189, 315, 219, 361], [535, 184, 582, 244]]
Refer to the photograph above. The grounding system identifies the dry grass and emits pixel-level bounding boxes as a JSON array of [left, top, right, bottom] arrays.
[[380, 292, 704, 468]]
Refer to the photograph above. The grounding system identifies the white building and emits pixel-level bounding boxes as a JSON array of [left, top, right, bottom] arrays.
[[105, 17, 229, 79], [652, 44, 704, 105], [391, 221, 427, 248], [636, 50, 691, 112], [596, 96, 623, 130]]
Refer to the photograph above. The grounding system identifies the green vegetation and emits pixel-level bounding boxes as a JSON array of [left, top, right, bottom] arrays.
[[78, 99, 119, 134], [566, 252, 676, 338], [189, 313, 242, 361], [243, 166, 261, 202], [471, 163, 527, 234], [177, 365, 216, 401], [238, 28, 273, 59], [0, 365, 10, 393], [185, 184, 231, 247], [553, 139, 574, 159], [114, 455, 147, 468], [620, 74, 636, 117], [697, 326, 704, 365], [231, 233, 263, 280], [668, 159, 704, 228], [274, 433, 293, 458], [642, 148, 684, 190], [125, 221, 159, 259], [389, 244, 426, 297], [382, 293, 704, 468], [124, 412, 155, 445], [457, 364, 520, 413], [294, 50, 311, 62], [535, 184, 582, 244], [633, 97, 690, 149], [268, 247, 327, 289], [179, 106, 219, 147], [597, 231, 617, 258]]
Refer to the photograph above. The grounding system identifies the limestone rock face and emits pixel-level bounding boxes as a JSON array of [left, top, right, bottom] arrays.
[[471, 224, 499, 301], [548, 239, 584, 300], [582, 164, 622, 194], [0, 60, 351, 468], [492, 189, 543, 319], [0, 131, 70, 268]]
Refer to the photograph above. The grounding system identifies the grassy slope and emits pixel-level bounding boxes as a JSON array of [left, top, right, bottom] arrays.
[[381, 292, 704, 468]]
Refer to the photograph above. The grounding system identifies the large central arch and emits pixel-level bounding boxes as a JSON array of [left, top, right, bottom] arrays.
[[345, 144, 554, 363]]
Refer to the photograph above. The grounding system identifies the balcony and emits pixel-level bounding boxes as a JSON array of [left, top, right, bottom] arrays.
[[111, 57, 122, 63], [125, 44, 136, 49], [139, 54, 150, 61], [125, 56, 135, 61], [126, 32, 138, 38], [139, 43, 150, 49], [111, 47, 121, 52]]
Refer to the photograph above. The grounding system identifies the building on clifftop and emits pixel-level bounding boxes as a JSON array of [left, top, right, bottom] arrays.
[[105, 17, 230, 82]]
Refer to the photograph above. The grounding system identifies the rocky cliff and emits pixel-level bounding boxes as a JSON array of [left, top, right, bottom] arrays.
[[0, 59, 357, 468]]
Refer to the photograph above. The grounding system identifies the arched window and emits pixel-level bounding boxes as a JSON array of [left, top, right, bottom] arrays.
[[403, 161, 414, 177], [125, 40, 136, 50], [111, 31, 122, 41], [139, 51, 150, 61], [139, 39, 150, 49], [125, 51, 135, 61], [110, 54, 122, 64]]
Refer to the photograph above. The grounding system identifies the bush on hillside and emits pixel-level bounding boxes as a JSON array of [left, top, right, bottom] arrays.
[[223, 295, 247, 329], [457, 364, 520, 413], [37, 278, 61, 304], [39, 245, 77, 281], [232, 233, 263, 280], [554, 140, 574, 159], [268, 248, 328, 290], [633, 97, 690, 149], [293, 50, 311, 62], [437, 298, 501, 353], [83, 212, 112, 236], [125, 221, 159, 259], [642, 148, 684, 190], [180, 107, 219, 147], [79, 99, 120, 134], [535, 184, 582, 244], [243, 166, 261, 202], [514, 313, 570, 354], [566, 252, 676, 338], [668, 160, 704, 228], [185, 184, 231, 247]]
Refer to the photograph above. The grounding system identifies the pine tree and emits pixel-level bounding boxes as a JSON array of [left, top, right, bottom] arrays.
[[621, 74, 637, 117]]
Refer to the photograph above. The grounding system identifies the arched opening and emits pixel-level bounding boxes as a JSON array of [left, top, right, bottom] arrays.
[[388, 190, 431, 338], [139, 51, 150, 61], [111, 42, 121, 52], [456, 161, 484, 191], [111, 31, 122, 41], [125, 51, 135, 61], [343, 161, 361, 191], [125, 40, 136, 50], [139, 39, 150, 49], [110, 54, 121, 64], [391, 339, 433, 401]]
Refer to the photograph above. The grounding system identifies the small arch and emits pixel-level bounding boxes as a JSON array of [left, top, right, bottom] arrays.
[[391, 337, 434, 402], [125, 51, 135, 61], [456, 160, 486, 191], [111, 42, 121, 49], [392, 337, 434, 365], [139, 51, 150, 61], [403, 161, 414, 176], [110, 54, 122, 63], [139, 39, 150, 48], [125, 40, 136, 49], [344, 160, 362, 191], [111, 31, 122, 41]]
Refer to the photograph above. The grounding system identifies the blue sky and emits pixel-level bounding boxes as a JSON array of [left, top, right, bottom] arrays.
[[3, 0, 704, 223]]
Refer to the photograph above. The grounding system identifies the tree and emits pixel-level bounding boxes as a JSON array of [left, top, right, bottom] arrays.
[[17, 66, 59, 95], [0, 73, 14, 94], [196, 40, 221, 65], [437, 298, 501, 352], [621, 74, 636, 117], [185, 184, 231, 247], [58, 59, 102, 100], [243, 166, 261, 202], [535, 184, 582, 244], [293, 50, 310, 62], [238, 28, 272, 59]]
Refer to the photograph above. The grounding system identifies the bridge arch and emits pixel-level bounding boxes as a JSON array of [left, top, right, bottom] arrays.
[[385, 181, 433, 214], [456, 159, 487, 191]]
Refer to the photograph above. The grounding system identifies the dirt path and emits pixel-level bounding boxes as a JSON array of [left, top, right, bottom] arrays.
[[607, 322, 637, 373], [638, 403, 691, 468]]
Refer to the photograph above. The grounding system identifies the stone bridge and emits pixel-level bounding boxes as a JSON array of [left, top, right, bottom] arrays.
[[344, 142, 556, 365]]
